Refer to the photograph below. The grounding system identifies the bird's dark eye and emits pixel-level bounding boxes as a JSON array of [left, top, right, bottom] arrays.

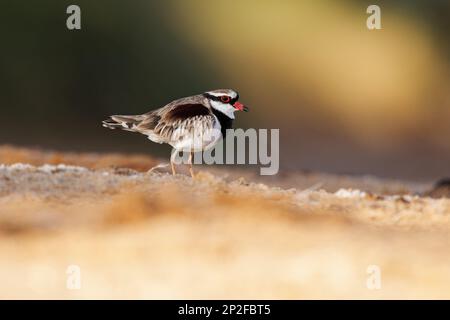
[[220, 96, 231, 103]]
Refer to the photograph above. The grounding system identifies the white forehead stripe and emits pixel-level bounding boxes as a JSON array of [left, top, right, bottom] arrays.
[[207, 90, 237, 98]]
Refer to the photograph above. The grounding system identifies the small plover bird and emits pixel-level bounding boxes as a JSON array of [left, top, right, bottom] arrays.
[[102, 89, 248, 177]]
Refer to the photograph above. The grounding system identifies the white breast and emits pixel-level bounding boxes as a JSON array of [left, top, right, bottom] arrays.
[[170, 115, 222, 152]]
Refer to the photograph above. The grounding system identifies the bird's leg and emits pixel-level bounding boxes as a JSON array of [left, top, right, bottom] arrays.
[[147, 163, 169, 174], [189, 152, 195, 178], [170, 149, 178, 176]]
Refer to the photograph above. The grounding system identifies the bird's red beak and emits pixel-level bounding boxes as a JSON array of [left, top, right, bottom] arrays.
[[233, 101, 249, 112]]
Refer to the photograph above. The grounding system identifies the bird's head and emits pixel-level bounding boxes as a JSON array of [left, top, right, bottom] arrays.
[[203, 89, 248, 119]]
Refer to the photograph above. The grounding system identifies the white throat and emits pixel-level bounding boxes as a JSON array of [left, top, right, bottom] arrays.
[[210, 100, 236, 119]]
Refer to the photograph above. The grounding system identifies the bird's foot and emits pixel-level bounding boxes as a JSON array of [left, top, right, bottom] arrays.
[[147, 163, 170, 174]]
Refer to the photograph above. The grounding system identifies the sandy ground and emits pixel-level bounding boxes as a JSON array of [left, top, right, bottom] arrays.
[[0, 145, 449, 299]]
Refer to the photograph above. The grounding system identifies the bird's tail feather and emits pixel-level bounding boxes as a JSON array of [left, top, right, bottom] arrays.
[[102, 115, 143, 132]]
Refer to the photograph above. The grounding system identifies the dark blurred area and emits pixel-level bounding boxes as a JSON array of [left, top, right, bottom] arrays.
[[0, 0, 449, 180]]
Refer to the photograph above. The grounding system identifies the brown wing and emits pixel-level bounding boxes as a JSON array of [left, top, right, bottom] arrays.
[[162, 103, 211, 121], [135, 95, 216, 143]]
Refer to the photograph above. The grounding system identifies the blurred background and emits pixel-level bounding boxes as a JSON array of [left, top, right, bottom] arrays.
[[0, 0, 449, 180]]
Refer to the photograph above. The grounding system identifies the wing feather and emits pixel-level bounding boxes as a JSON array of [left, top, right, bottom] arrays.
[[104, 94, 217, 145], [137, 96, 216, 143]]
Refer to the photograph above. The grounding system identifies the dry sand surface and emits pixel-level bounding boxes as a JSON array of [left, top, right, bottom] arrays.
[[0, 145, 449, 299]]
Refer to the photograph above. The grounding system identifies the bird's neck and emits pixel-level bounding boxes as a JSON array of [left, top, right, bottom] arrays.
[[211, 108, 234, 138]]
